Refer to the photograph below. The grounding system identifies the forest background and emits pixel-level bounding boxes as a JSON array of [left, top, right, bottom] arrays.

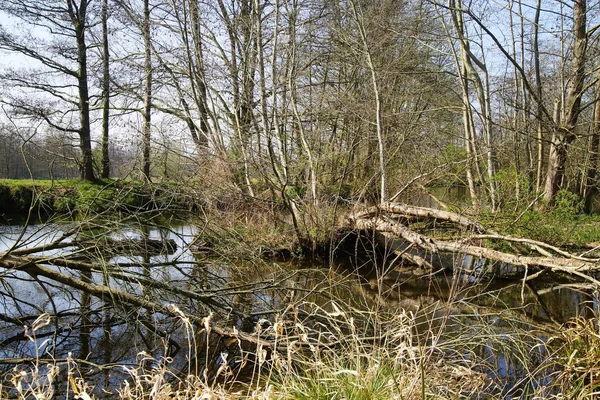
[[0, 0, 598, 221]]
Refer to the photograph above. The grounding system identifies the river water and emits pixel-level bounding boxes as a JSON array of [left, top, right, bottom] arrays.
[[0, 219, 597, 397]]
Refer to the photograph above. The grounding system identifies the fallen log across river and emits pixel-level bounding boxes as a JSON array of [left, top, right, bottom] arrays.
[[348, 202, 600, 285]]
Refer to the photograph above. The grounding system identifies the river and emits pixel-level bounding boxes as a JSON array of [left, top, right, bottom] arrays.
[[0, 218, 597, 397]]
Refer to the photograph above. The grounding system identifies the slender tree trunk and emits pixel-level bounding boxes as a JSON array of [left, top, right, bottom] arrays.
[[544, 99, 565, 201], [533, 0, 544, 192], [188, 0, 210, 147], [288, 0, 317, 205], [216, 0, 254, 196], [444, 0, 481, 207], [101, 0, 110, 179], [239, 0, 256, 197], [69, 0, 95, 182], [517, 0, 534, 191], [459, 64, 479, 206], [350, 0, 387, 204], [583, 73, 600, 213], [269, 0, 288, 184], [509, 1, 520, 201], [155, 0, 204, 148], [262, 0, 304, 243], [543, 0, 587, 203], [454, 8, 494, 209], [255, 0, 284, 190], [481, 60, 496, 210], [142, 0, 152, 182]]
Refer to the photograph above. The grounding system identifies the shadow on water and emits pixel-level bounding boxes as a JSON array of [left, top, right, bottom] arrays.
[[0, 218, 596, 397]]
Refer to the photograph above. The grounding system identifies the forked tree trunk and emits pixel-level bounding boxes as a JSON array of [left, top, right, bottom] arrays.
[[543, 0, 587, 204], [450, 0, 496, 210], [445, 0, 480, 207]]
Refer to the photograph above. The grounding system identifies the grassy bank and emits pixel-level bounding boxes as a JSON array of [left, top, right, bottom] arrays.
[[478, 200, 600, 247], [0, 179, 202, 218]]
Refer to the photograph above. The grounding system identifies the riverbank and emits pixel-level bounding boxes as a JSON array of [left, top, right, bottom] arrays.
[[3, 179, 600, 260], [0, 179, 203, 219]]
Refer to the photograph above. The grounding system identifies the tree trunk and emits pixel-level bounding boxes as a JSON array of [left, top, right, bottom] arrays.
[[544, 99, 565, 202], [288, 0, 317, 206], [142, 0, 152, 182], [460, 64, 480, 207], [70, 0, 95, 182], [239, 0, 256, 197], [583, 72, 600, 213], [444, 0, 480, 207], [533, 0, 544, 192], [101, 0, 110, 179], [188, 0, 210, 147], [543, 0, 587, 204], [350, 0, 387, 204], [450, 0, 496, 210]]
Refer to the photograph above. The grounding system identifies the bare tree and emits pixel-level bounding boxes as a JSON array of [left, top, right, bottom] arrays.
[[543, 0, 588, 204], [0, 0, 97, 181]]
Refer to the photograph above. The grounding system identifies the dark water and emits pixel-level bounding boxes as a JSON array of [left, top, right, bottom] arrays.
[[0, 220, 595, 397], [395, 185, 470, 209]]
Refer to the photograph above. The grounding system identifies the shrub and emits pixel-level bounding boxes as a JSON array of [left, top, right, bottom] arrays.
[[553, 189, 583, 220]]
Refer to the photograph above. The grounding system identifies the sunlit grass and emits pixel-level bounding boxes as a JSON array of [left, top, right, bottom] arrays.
[[0, 178, 200, 217], [547, 316, 600, 399]]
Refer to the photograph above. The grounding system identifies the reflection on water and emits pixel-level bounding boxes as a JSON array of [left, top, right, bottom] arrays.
[[0, 220, 597, 397], [331, 242, 599, 397], [0, 222, 208, 394]]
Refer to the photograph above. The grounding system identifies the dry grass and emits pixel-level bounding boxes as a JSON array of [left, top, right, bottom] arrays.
[[1, 299, 556, 399], [548, 316, 600, 399]]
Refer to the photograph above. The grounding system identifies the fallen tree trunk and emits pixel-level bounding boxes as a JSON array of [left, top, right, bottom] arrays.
[[349, 203, 600, 285], [351, 203, 488, 233]]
